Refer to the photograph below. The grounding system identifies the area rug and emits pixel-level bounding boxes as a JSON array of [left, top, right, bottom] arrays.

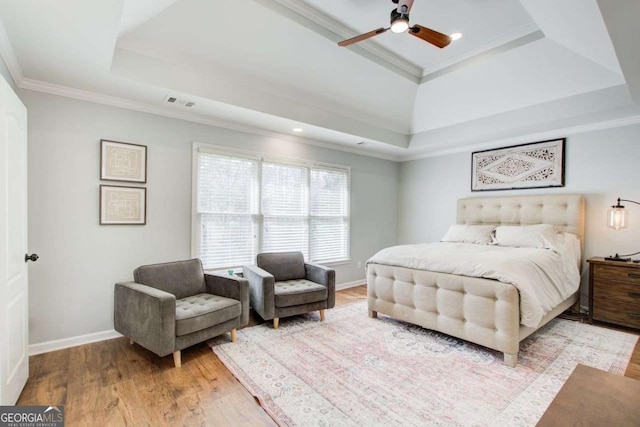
[[210, 302, 638, 426]]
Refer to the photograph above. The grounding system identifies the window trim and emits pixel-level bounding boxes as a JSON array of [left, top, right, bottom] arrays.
[[192, 142, 351, 268]]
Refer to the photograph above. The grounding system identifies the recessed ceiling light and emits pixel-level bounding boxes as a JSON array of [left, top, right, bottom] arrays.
[[450, 32, 463, 41], [292, 128, 303, 132]]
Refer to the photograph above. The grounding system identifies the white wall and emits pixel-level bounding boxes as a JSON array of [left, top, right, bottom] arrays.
[[17, 74, 640, 348], [22, 90, 399, 346], [398, 123, 640, 304]]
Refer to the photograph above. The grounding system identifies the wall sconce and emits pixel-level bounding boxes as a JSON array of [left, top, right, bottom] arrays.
[[606, 197, 640, 261]]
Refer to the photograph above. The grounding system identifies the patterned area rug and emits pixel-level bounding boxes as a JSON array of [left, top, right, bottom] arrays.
[[210, 302, 638, 426]]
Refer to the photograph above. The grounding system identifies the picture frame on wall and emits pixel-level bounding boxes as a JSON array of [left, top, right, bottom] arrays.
[[471, 138, 565, 191], [100, 139, 147, 183], [100, 185, 146, 225]]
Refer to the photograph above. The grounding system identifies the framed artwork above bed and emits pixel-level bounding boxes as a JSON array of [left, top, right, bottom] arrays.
[[471, 138, 565, 191]]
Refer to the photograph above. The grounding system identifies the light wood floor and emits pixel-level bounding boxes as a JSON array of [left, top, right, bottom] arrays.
[[17, 286, 367, 426], [18, 285, 640, 425]]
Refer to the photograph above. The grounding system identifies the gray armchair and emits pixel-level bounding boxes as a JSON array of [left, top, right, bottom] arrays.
[[114, 258, 249, 367], [243, 252, 335, 329]]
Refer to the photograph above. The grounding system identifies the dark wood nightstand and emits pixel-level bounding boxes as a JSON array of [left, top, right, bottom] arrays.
[[588, 257, 640, 329]]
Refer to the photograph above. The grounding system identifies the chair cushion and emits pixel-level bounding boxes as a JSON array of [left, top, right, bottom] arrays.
[[257, 252, 306, 282], [134, 259, 206, 300], [175, 293, 241, 336], [274, 279, 328, 308]]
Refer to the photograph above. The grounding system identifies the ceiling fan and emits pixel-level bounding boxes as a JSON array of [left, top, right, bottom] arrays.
[[337, 0, 452, 49]]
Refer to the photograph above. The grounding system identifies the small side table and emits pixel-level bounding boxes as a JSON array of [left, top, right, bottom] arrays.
[[588, 257, 640, 329]]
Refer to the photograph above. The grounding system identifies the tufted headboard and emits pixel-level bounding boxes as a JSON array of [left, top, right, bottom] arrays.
[[457, 194, 585, 244]]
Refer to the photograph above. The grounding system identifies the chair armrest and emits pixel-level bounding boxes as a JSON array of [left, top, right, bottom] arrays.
[[114, 282, 176, 357], [305, 263, 336, 309], [204, 273, 250, 327], [305, 263, 335, 287], [242, 265, 275, 320]]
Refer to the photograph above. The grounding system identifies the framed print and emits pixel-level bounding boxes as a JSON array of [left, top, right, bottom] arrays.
[[100, 139, 147, 183], [471, 138, 565, 191], [100, 185, 146, 225]]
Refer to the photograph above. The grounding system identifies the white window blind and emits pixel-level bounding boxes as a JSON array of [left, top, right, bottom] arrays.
[[194, 145, 350, 269], [261, 162, 309, 258], [310, 167, 349, 262], [197, 151, 258, 269]]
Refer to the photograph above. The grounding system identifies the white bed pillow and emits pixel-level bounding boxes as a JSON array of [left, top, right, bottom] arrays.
[[559, 232, 582, 267], [494, 224, 559, 250], [441, 224, 496, 245]]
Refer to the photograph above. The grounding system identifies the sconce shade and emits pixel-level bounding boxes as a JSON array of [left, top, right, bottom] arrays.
[[607, 205, 627, 230]]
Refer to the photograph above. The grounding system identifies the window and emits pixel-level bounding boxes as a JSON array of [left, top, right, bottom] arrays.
[[261, 162, 309, 258], [196, 151, 259, 269], [310, 167, 349, 263], [194, 145, 350, 269]]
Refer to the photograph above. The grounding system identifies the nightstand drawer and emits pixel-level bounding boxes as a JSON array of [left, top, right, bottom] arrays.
[[593, 265, 640, 285], [593, 299, 640, 329], [593, 280, 640, 304], [588, 257, 640, 330]]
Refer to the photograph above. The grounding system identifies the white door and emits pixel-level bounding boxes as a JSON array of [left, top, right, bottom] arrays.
[[0, 75, 30, 405]]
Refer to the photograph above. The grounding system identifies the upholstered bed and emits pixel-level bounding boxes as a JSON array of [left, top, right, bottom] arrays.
[[366, 194, 585, 367]]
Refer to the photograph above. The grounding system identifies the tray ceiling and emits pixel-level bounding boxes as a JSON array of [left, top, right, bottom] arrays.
[[0, 0, 638, 160]]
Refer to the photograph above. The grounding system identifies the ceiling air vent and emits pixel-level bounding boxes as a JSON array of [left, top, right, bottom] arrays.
[[163, 95, 195, 108]]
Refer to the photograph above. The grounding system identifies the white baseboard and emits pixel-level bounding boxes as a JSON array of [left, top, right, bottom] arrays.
[[29, 329, 123, 356], [28, 280, 366, 356], [336, 279, 366, 291]]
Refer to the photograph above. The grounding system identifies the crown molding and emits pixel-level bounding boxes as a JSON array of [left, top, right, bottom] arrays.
[[420, 23, 541, 78], [18, 77, 402, 162], [0, 18, 24, 86], [254, 0, 422, 82], [400, 114, 640, 161], [17, 77, 640, 165], [420, 29, 544, 83]]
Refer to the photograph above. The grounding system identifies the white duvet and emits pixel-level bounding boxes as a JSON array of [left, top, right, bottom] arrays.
[[367, 241, 580, 327]]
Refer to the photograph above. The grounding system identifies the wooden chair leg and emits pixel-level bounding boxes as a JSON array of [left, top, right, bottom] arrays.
[[173, 350, 181, 368], [273, 318, 279, 329], [319, 309, 325, 321], [230, 328, 237, 343]]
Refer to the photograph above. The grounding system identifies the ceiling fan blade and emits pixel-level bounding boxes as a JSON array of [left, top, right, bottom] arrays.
[[409, 24, 452, 48], [396, 0, 415, 14], [338, 27, 388, 47]]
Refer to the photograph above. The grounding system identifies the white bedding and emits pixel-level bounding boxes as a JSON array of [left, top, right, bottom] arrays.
[[367, 239, 580, 327]]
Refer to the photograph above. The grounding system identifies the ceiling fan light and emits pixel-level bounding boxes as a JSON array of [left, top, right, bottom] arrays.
[[390, 17, 409, 33], [450, 32, 463, 41]]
